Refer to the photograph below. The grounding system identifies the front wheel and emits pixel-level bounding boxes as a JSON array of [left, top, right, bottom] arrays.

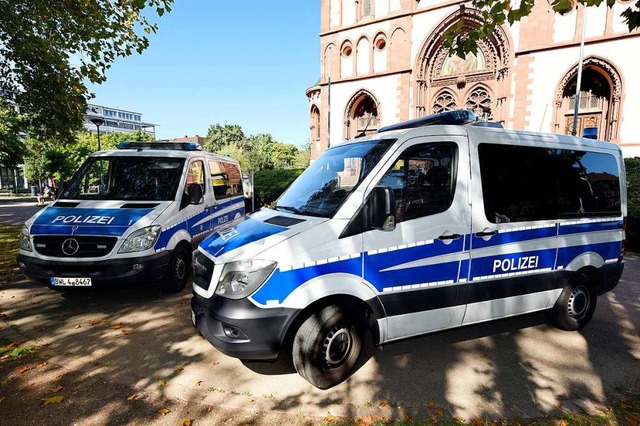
[[162, 246, 190, 293], [549, 274, 597, 331], [292, 305, 363, 389]]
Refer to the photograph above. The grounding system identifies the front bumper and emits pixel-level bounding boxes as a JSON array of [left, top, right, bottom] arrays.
[[191, 293, 299, 360], [17, 251, 171, 288]]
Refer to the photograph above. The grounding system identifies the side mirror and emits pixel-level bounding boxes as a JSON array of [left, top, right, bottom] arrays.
[[187, 182, 203, 205], [367, 186, 396, 231]]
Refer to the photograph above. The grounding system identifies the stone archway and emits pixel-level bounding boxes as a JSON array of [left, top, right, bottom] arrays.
[[344, 90, 380, 139], [553, 56, 623, 141], [415, 7, 511, 122]]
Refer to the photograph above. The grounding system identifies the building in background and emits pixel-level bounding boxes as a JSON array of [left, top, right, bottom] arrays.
[[307, 0, 640, 159], [85, 103, 157, 137]]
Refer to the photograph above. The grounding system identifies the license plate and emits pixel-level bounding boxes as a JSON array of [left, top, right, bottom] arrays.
[[50, 277, 92, 287]]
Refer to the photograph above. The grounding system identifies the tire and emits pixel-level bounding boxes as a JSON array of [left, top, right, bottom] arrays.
[[162, 246, 190, 293], [549, 273, 597, 331], [292, 305, 363, 389]]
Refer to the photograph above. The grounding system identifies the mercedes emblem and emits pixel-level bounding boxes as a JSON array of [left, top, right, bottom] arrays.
[[61, 238, 80, 256]]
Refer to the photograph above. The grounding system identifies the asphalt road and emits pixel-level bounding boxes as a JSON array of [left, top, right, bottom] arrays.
[[1, 199, 638, 424]]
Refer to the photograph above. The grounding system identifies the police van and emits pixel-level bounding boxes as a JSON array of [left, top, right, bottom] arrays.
[[18, 141, 246, 293], [191, 110, 626, 389]]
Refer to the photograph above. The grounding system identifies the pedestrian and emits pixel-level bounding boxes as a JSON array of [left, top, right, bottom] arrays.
[[37, 185, 52, 206]]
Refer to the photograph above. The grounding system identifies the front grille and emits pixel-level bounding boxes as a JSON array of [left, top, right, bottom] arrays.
[[193, 251, 215, 291], [33, 236, 118, 258]]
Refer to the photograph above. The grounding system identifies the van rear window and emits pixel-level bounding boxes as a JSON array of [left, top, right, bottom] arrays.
[[479, 144, 621, 223]]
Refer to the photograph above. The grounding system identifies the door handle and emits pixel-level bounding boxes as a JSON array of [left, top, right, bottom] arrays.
[[475, 230, 497, 237], [438, 233, 461, 241]]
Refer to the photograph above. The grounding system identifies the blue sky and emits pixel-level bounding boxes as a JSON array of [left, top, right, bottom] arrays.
[[88, 1, 320, 147]]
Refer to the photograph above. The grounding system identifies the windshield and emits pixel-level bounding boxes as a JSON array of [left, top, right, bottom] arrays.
[[276, 139, 394, 217], [60, 156, 186, 201]]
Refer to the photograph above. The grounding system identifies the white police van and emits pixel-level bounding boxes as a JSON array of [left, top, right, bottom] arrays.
[[191, 110, 626, 388], [18, 141, 246, 293]]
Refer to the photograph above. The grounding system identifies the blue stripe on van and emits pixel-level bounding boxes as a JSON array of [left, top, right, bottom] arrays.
[[472, 226, 557, 249], [558, 220, 623, 235], [30, 207, 153, 236], [556, 241, 621, 267]]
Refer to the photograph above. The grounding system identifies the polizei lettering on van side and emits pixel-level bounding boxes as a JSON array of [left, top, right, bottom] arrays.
[[191, 109, 627, 390], [52, 215, 115, 225], [492, 255, 539, 273]]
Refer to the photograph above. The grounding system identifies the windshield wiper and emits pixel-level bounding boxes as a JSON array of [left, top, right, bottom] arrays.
[[274, 205, 303, 215]]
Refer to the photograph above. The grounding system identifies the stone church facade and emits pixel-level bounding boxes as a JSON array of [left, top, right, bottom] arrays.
[[306, 0, 640, 159]]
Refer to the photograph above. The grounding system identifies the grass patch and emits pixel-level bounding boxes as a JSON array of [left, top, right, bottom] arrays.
[[0, 224, 20, 285]]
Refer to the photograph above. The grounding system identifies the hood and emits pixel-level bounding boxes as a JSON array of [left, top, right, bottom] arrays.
[[199, 209, 327, 262], [28, 200, 170, 236]]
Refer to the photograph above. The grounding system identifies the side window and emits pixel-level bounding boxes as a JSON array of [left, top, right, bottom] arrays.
[[479, 144, 621, 224], [378, 143, 457, 223], [479, 145, 557, 223], [557, 150, 621, 217], [187, 160, 205, 194], [209, 160, 243, 199]]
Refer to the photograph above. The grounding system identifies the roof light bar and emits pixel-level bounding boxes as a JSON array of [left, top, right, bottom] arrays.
[[376, 109, 478, 133], [117, 141, 202, 151]]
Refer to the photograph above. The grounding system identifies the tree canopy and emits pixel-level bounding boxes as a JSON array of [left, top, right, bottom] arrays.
[[0, 0, 173, 143], [445, 0, 640, 55], [204, 124, 309, 172]]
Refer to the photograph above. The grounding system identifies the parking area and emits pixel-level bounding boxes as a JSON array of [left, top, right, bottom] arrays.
[[1, 258, 639, 423]]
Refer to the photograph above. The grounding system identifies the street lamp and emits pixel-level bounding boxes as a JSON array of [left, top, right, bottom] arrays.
[[89, 117, 106, 187], [90, 117, 105, 150]]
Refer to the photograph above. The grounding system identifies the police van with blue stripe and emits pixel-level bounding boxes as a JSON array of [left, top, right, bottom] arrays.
[[191, 110, 626, 389], [18, 141, 247, 293]]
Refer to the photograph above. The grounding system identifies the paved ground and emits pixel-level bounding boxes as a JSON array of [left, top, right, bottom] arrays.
[[1, 199, 639, 424]]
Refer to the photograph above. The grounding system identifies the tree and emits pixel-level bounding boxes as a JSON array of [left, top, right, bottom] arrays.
[[204, 124, 246, 152], [445, 0, 640, 56], [0, 100, 25, 168], [0, 0, 173, 143], [23, 130, 155, 184]]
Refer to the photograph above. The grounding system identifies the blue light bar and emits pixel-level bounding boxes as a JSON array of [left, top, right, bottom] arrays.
[[117, 141, 203, 151], [376, 109, 478, 133]]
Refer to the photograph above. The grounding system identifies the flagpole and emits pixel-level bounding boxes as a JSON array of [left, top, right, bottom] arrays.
[[572, 5, 587, 136]]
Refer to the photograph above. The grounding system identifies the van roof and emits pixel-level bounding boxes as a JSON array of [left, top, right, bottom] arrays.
[[89, 148, 240, 164], [332, 122, 620, 154]]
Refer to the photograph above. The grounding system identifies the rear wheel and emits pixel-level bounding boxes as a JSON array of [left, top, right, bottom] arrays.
[[163, 246, 190, 293], [292, 305, 363, 389], [549, 273, 597, 331]]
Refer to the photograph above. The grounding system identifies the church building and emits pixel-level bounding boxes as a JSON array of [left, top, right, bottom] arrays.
[[306, 0, 640, 159]]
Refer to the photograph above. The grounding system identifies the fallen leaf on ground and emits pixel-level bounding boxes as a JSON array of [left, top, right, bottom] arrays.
[[434, 407, 444, 416], [402, 408, 412, 421], [110, 323, 125, 330], [174, 366, 184, 373], [180, 420, 192, 426], [158, 407, 170, 415], [90, 319, 107, 326], [206, 406, 213, 413], [427, 400, 436, 407], [0, 396, 5, 404], [158, 380, 167, 387], [50, 385, 63, 393], [127, 393, 138, 401], [42, 395, 64, 405], [195, 380, 202, 386], [17, 365, 33, 374], [74, 325, 81, 329], [121, 329, 133, 336], [379, 400, 389, 407], [323, 414, 335, 422]]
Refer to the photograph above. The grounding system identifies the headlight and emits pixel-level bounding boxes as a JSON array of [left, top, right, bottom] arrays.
[[118, 225, 161, 253], [20, 225, 32, 252], [215, 260, 276, 300]]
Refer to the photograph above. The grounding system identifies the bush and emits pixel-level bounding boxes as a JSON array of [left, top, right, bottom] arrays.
[[625, 157, 640, 251], [253, 168, 305, 206]]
